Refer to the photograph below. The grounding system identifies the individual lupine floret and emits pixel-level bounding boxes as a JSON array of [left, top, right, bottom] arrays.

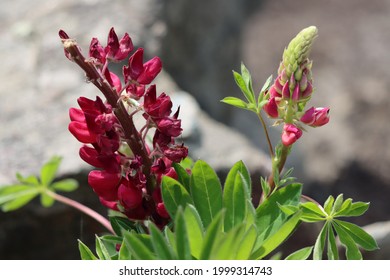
[[300, 106, 330, 127], [123, 48, 162, 98]]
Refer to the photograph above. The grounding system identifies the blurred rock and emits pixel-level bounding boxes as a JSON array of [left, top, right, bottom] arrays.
[[363, 221, 390, 259]]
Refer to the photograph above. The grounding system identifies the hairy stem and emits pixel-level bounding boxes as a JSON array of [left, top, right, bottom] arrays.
[[46, 190, 115, 234], [257, 111, 274, 158]]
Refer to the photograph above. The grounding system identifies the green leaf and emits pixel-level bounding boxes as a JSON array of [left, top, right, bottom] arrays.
[[51, 179, 79, 192], [335, 198, 352, 216], [148, 222, 176, 260], [40, 192, 55, 207], [95, 235, 112, 260], [251, 211, 301, 259], [224, 160, 251, 199], [327, 224, 339, 260], [240, 62, 256, 104], [221, 96, 249, 110], [0, 188, 39, 212], [236, 225, 258, 260], [333, 222, 362, 260], [78, 240, 98, 260], [211, 223, 246, 259], [172, 163, 191, 193], [162, 176, 193, 218], [123, 231, 156, 260], [190, 160, 222, 228], [335, 220, 378, 251], [260, 75, 273, 95], [183, 204, 204, 259], [255, 183, 302, 246], [110, 216, 138, 237], [118, 240, 132, 260], [260, 177, 270, 198], [313, 223, 328, 260], [233, 69, 255, 106], [285, 246, 313, 260], [331, 194, 344, 214], [336, 202, 370, 217], [40, 156, 62, 186], [323, 195, 334, 215], [100, 235, 123, 259], [278, 203, 299, 216], [300, 202, 327, 222], [15, 173, 39, 185], [200, 210, 225, 260], [1, 192, 38, 212], [164, 226, 176, 251], [175, 207, 192, 260], [223, 172, 247, 231]]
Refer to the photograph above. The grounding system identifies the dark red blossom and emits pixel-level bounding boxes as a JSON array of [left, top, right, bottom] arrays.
[[63, 28, 188, 225]]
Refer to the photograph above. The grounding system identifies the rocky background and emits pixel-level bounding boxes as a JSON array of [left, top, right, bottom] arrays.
[[1, 0, 389, 259]]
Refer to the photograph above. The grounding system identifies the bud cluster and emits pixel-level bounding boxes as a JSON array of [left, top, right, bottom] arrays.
[[262, 26, 330, 146], [60, 28, 188, 226]]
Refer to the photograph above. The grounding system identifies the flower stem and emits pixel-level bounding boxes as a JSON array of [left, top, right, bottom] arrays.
[[257, 111, 274, 158], [45, 190, 115, 234]]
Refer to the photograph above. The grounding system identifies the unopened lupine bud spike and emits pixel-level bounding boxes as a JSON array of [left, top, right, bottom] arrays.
[[282, 26, 318, 78]]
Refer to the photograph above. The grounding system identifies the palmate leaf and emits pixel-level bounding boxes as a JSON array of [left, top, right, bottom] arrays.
[[40, 156, 62, 186], [190, 160, 222, 228]]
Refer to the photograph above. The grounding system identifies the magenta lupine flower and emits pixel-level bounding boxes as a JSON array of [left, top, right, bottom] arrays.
[[89, 27, 133, 64], [88, 170, 121, 201], [300, 107, 330, 127], [123, 48, 162, 97], [263, 96, 279, 118], [281, 124, 303, 146]]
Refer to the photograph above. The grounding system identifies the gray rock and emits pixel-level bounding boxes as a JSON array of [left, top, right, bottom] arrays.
[[363, 221, 390, 259]]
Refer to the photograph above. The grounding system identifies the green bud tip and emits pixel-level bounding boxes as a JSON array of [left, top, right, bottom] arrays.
[[282, 26, 318, 77]]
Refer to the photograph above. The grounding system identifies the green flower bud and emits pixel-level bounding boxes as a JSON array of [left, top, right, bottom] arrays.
[[282, 26, 318, 78]]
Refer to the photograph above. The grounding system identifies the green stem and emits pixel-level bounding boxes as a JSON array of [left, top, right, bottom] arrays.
[[257, 111, 274, 158], [46, 190, 115, 234]]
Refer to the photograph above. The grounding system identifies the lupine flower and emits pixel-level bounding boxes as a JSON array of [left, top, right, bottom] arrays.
[[281, 124, 303, 146], [62, 28, 187, 224], [89, 27, 133, 64], [300, 107, 330, 127], [123, 48, 162, 97], [261, 26, 329, 146], [263, 96, 279, 118]]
